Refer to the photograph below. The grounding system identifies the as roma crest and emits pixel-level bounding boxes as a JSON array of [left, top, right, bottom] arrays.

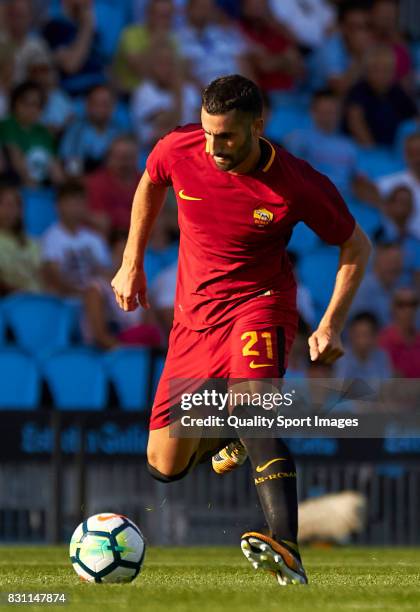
[[253, 208, 273, 227]]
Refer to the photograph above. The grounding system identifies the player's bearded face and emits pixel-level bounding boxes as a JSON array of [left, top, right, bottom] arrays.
[[201, 109, 259, 172]]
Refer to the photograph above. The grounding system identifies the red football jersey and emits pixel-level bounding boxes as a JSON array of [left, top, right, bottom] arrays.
[[146, 124, 355, 331]]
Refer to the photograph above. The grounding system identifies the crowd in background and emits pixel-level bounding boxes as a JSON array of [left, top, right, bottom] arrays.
[[0, 0, 419, 379]]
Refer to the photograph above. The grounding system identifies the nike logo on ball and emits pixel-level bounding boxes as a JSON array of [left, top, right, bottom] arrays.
[[97, 514, 126, 521], [256, 458, 287, 472], [178, 189, 203, 201]]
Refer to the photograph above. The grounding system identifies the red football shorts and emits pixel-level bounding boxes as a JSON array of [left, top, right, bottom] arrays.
[[150, 294, 298, 430]]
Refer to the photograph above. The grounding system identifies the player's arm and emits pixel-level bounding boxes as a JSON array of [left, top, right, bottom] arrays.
[[309, 223, 371, 363], [111, 170, 167, 311]]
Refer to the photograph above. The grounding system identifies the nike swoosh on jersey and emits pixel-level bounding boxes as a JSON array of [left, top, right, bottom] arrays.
[[249, 361, 273, 369], [178, 189, 203, 201], [256, 458, 287, 473]]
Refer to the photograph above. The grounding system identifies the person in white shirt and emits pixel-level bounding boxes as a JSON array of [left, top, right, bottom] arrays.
[[376, 133, 420, 239], [0, 0, 51, 84], [41, 181, 111, 296], [269, 0, 336, 50], [175, 0, 249, 87], [131, 42, 200, 149]]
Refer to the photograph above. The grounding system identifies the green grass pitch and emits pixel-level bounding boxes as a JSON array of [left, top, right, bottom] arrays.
[[0, 546, 419, 612]]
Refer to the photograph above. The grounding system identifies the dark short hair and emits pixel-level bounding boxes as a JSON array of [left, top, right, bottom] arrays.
[[202, 75, 263, 119], [311, 88, 338, 105], [338, 0, 369, 22], [10, 81, 44, 112], [349, 311, 380, 332], [57, 181, 86, 202]]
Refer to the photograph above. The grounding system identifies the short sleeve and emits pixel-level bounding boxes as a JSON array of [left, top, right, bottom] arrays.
[[146, 133, 173, 186], [41, 229, 63, 263], [89, 234, 112, 268], [297, 160, 356, 245]]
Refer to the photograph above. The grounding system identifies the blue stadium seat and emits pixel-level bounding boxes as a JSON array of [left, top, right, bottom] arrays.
[[288, 222, 321, 258], [44, 348, 108, 410], [2, 294, 74, 360], [104, 348, 151, 411], [0, 349, 40, 409], [356, 147, 404, 180], [298, 246, 340, 324], [265, 105, 312, 144], [0, 303, 5, 345], [93, 0, 132, 62], [348, 201, 383, 239], [21, 187, 57, 237], [152, 353, 166, 396]]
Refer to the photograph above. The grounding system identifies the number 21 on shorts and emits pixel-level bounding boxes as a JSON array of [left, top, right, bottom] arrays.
[[241, 330, 273, 369]]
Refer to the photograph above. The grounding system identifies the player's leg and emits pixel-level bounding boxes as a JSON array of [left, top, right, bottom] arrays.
[[147, 425, 228, 482], [228, 309, 307, 584], [146, 321, 230, 482], [146, 426, 201, 482]]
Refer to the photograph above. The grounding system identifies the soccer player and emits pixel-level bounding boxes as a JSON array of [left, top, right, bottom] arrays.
[[111, 75, 371, 585]]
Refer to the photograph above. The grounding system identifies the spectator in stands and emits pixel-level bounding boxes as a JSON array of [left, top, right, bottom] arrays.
[[379, 287, 420, 377], [142, 209, 179, 287], [24, 49, 74, 137], [370, 0, 412, 86], [394, 115, 420, 162], [376, 186, 420, 285], [350, 242, 404, 326], [311, 0, 373, 95], [287, 252, 317, 329], [175, 0, 249, 87], [60, 84, 124, 176], [343, 46, 417, 148], [0, 0, 50, 84], [0, 42, 14, 119], [131, 42, 200, 150], [113, 0, 176, 96], [376, 133, 420, 239], [149, 259, 177, 338], [42, 0, 107, 97], [83, 230, 162, 349], [0, 81, 63, 186], [285, 318, 311, 379], [86, 135, 141, 237], [41, 181, 111, 296], [335, 312, 392, 378], [240, 0, 304, 97], [0, 183, 43, 294], [268, 0, 336, 52], [285, 89, 373, 201]]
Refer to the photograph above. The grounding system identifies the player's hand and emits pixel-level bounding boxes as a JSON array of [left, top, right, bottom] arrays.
[[308, 326, 344, 364], [111, 264, 149, 311]]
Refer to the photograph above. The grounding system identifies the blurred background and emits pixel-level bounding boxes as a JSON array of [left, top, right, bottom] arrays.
[[0, 0, 419, 546]]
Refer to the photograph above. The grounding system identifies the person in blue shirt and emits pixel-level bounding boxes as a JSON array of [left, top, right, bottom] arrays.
[[375, 185, 420, 285], [284, 89, 373, 201], [335, 311, 392, 379], [59, 84, 125, 175], [310, 1, 372, 95], [42, 0, 107, 97]]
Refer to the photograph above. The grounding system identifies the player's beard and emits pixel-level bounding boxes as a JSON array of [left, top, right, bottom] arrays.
[[213, 130, 254, 172]]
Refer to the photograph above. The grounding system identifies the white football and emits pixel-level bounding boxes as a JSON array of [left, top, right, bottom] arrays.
[[69, 512, 146, 583]]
